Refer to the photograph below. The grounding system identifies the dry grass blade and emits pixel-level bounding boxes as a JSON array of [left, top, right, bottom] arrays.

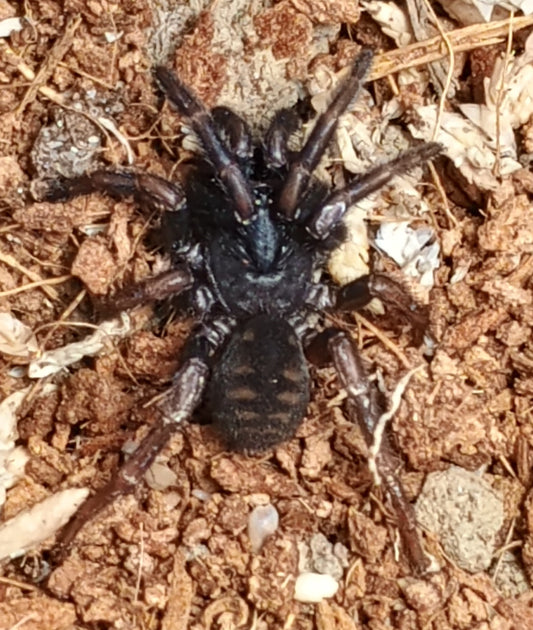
[[371, 15, 533, 80]]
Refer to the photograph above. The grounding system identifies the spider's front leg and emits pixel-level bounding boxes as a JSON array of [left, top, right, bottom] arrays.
[[328, 330, 431, 574], [211, 106, 253, 161], [263, 108, 299, 169], [155, 67, 254, 222], [34, 169, 184, 214], [278, 50, 373, 218], [308, 143, 441, 240], [55, 356, 209, 556], [34, 169, 195, 313]]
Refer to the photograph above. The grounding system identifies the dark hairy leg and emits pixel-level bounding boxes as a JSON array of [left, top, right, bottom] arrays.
[[308, 143, 441, 240], [278, 49, 373, 218], [99, 265, 193, 315], [263, 108, 299, 169], [35, 170, 184, 214], [336, 273, 429, 334], [328, 330, 431, 574], [156, 67, 254, 222], [211, 106, 253, 160], [54, 357, 209, 557]]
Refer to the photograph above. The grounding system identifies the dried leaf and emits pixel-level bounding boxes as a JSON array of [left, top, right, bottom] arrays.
[[375, 222, 440, 287], [0, 488, 89, 560], [0, 312, 39, 358], [28, 314, 131, 378]]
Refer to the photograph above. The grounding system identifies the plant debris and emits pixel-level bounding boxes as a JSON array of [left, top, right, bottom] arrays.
[[1, 1, 533, 629]]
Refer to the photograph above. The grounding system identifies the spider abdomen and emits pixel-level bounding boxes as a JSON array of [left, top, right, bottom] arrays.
[[208, 314, 310, 452]]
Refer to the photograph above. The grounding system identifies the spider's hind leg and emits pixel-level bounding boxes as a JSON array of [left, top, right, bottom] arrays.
[[327, 329, 432, 574], [54, 355, 209, 558], [336, 273, 429, 337]]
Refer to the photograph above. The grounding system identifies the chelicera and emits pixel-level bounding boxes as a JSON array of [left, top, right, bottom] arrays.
[[42, 50, 440, 572]]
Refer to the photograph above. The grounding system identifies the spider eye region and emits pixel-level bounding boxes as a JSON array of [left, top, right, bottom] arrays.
[[240, 191, 280, 272], [205, 183, 313, 316], [207, 217, 312, 316]]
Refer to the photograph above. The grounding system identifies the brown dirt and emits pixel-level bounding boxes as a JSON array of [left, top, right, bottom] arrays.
[[1, 1, 533, 629]]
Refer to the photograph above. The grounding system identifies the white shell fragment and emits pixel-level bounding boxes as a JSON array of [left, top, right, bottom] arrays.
[[441, 0, 533, 25], [0, 488, 90, 560], [294, 572, 339, 603], [247, 503, 279, 553], [28, 313, 131, 378], [0, 447, 29, 509], [0, 385, 57, 508], [0, 17, 24, 38], [0, 388, 32, 508], [375, 222, 440, 287]]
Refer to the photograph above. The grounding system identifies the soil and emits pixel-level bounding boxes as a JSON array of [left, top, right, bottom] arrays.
[[1, 1, 533, 629]]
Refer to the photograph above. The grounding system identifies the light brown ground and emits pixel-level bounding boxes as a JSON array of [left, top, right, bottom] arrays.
[[1, 1, 533, 629]]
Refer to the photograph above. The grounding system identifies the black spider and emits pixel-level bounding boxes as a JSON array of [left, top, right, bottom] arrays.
[[41, 50, 440, 573]]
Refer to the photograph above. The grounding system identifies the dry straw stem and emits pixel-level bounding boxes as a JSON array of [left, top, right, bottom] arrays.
[[6, 16, 81, 113], [354, 312, 412, 369], [493, 12, 515, 178], [0, 274, 71, 298], [370, 14, 533, 80], [0, 249, 63, 300]]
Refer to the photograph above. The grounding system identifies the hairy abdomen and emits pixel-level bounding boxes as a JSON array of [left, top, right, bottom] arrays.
[[208, 314, 310, 452]]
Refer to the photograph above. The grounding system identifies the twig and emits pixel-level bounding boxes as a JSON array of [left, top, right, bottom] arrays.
[[0, 576, 38, 591], [371, 15, 533, 81], [37, 288, 86, 351], [15, 16, 82, 114], [493, 11, 515, 178], [0, 248, 63, 300], [428, 161, 458, 228], [0, 274, 71, 298], [133, 522, 145, 603], [1, 41, 66, 107], [354, 312, 412, 369], [420, 0, 455, 140]]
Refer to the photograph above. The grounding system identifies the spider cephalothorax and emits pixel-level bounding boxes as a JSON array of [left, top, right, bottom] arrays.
[[41, 50, 440, 572]]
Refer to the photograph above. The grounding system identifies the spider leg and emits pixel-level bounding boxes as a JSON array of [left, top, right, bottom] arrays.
[[211, 106, 252, 160], [328, 330, 431, 574], [308, 143, 441, 240], [99, 265, 193, 315], [156, 67, 254, 222], [278, 50, 373, 218], [336, 273, 428, 333], [54, 356, 209, 556], [263, 108, 299, 169], [35, 170, 184, 214]]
